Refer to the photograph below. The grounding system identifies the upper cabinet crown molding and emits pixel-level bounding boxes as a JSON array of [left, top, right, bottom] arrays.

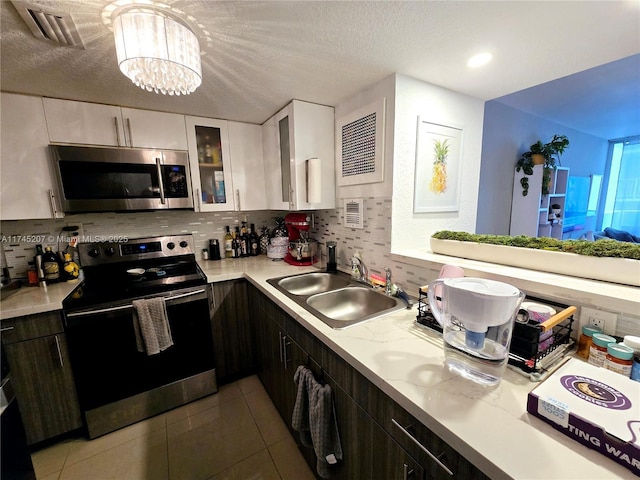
[[42, 98, 187, 150], [262, 100, 336, 210]]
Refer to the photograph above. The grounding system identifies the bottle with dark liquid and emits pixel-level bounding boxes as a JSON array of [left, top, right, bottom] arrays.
[[249, 224, 259, 256], [240, 222, 249, 257], [234, 227, 243, 258], [42, 246, 61, 283]]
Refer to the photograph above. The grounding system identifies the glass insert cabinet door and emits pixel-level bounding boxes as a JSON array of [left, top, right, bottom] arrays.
[[185, 116, 235, 212]]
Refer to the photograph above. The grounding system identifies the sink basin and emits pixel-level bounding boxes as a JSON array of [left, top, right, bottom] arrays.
[[306, 287, 404, 327], [277, 272, 351, 296], [268, 272, 406, 329]]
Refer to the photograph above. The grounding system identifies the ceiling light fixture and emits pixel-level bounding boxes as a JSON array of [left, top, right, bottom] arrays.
[[112, 8, 202, 95], [467, 52, 493, 68]]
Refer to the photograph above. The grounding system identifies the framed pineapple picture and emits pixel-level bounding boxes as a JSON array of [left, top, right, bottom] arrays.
[[413, 118, 463, 213]]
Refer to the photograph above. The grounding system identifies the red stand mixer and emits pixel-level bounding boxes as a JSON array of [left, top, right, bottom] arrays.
[[284, 213, 318, 266]]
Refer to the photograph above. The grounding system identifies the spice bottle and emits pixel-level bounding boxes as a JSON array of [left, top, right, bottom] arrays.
[[604, 343, 634, 377], [577, 325, 602, 360], [588, 333, 616, 367]]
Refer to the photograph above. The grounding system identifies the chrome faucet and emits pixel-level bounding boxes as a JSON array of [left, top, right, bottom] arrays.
[[384, 267, 392, 295], [351, 256, 369, 283]]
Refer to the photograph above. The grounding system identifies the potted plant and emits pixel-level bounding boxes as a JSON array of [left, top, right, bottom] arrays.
[[515, 134, 569, 196]]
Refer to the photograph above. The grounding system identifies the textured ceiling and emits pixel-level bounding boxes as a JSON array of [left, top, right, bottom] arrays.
[[1, 1, 639, 132]]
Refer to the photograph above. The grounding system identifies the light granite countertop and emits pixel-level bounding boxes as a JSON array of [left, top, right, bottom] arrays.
[[1, 255, 636, 479]]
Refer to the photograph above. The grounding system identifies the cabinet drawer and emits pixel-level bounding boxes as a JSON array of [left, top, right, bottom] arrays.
[[1, 311, 64, 344], [374, 397, 488, 480]]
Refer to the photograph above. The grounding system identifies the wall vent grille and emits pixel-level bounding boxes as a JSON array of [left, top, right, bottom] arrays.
[[12, 1, 84, 48], [337, 98, 385, 186], [344, 198, 364, 229], [341, 112, 377, 177]]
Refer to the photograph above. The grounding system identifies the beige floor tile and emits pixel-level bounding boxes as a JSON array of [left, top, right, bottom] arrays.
[[31, 438, 73, 478], [244, 386, 291, 446], [165, 383, 242, 425], [39, 471, 61, 480], [269, 437, 316, 480], [58, 428, 168, 480], [168, 399, 266, 480], [208, 448, 280, 480], [237, 374, 264, 396], [64, 414, 166, 467]]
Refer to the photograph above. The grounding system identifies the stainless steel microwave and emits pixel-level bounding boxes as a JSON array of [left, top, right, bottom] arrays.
[[50, 145, 193, 213]]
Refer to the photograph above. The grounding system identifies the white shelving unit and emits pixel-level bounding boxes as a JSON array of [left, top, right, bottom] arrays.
[[510, 165, 569, 239]]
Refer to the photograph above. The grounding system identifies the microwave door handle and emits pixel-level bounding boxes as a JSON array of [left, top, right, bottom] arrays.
[[156, 157, 166, 204]]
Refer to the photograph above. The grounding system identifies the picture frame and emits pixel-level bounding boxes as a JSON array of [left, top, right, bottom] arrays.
[[413, 118, 463, 213]]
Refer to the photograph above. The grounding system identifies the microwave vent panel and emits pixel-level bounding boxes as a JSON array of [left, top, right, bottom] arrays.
[[337, 98, 385, 186], [11, 1, 84, 48], [344, 198, 364, 229]]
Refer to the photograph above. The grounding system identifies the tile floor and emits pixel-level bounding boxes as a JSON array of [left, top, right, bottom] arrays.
[[31, 375, 316, 480]]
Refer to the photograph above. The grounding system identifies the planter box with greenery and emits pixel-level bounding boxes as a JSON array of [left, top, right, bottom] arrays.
[[430, 231, 640, 286]]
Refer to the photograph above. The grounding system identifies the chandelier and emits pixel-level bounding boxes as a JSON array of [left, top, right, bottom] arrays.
[[112, 9, 202, 95]]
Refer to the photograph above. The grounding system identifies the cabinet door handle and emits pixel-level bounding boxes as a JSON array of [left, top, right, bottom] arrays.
[[156, 157, 166, 204], [392, 419, 453, 476], [48, 189, 60, 218], [0, 326, 15, 332], [196, 188, 202, 211], [114, 116, 122, 146], [126, 117, 133, 146], [235, 189, 241, 211], [402, 463, 415, 480], [54, 335, 64, 367], [288, 185, 294, 210], [283, 337, 290, 368]]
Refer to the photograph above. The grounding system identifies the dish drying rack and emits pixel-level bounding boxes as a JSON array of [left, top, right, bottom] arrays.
[[416, 286, 575, 381]]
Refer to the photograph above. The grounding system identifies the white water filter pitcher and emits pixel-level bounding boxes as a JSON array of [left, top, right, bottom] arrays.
[[428, 277, 524, 386]]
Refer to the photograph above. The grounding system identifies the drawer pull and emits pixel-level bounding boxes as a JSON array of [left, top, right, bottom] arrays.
[[0, 326, 15, 332], [392, 418, 453, 476]]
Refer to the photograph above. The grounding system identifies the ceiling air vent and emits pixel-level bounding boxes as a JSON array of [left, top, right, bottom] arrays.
[[344, 198, 364, 229], [11, 1, 84, 48]]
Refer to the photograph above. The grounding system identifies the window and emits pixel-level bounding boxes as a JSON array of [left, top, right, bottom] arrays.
[[600, 137, 640, 235]]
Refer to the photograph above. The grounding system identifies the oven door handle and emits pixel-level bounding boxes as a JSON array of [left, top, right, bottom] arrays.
[[66, 288, 207, 318]]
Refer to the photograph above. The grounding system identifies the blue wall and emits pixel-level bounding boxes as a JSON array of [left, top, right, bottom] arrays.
[[475, 101, 609, 235]]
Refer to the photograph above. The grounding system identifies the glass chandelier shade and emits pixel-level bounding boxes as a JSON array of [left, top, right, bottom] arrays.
[[113, 10, 202, 95]]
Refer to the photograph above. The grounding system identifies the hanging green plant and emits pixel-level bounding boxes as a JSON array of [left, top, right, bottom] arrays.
[[516, 135, 569, 196]]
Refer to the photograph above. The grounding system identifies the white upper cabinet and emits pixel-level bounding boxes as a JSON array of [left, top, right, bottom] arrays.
[[42, 98, 187, 150], [185, 116, 235, 212], [120, 107, 187, 150], [1, 93, 62, 220], [262, 100, 335, 210], [227, 121, 266, 211]]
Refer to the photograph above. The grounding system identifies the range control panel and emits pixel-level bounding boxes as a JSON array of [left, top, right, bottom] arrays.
[[78, 235, 194, 267]]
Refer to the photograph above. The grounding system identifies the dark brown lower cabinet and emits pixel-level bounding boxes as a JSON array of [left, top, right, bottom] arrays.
[[247, 284, 488, 480], [2, 311, 82, 445], [209, 280, 254, 384]]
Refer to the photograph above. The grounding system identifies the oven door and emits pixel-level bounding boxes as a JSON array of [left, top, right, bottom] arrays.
[[51, 145, 193, 213], [63, 286, 215, 438]]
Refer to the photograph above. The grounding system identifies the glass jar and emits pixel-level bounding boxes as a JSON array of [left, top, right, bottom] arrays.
[[604, 343, 634, 377], [588, 333, 616, 367], [577, 325, 602, 360]]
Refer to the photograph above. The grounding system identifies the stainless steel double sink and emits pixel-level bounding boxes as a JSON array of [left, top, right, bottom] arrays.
[[267, 271, 405, 329]]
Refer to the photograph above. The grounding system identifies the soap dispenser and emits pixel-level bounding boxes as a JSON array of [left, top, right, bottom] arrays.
[[327, 241, 337, 273]]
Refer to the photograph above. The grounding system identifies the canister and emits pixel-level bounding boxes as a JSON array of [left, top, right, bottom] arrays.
[[577, 325, 601, 360], [588, 333, 616, 367], [604, 343, 634, 377]]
